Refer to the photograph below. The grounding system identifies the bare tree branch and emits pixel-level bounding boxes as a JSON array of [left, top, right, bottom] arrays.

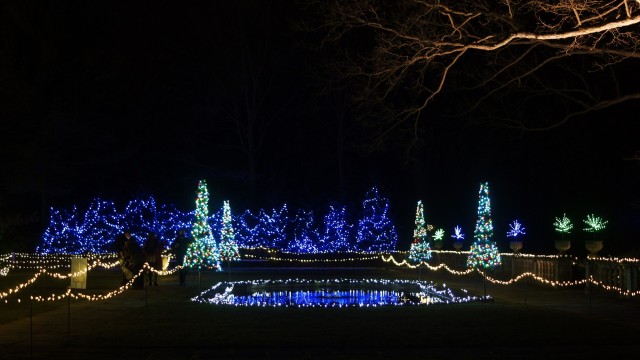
[[305, 0, 640, 151]]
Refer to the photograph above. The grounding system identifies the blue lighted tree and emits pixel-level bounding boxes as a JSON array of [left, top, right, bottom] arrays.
[[37, 195, 191, 254], [38, 206, 82, 254], [355, 186, 398, 253], [286, 209, 320, 253], [254, 205, 289, 249], [234, 209, 259, 248], [467, 182, 501, 269], [320, 205, 353, 252], [81, 199, 120, 254]]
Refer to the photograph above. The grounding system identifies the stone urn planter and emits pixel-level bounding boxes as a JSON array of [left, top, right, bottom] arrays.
[[452, 241, 464, 251], [509, 240, 523, 253], [555, 240, 571, 255], [585, 240, 603, 258], [433, 241, 443, 250]]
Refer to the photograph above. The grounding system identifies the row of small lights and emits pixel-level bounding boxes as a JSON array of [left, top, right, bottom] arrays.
[[1, 262, 180, 303], [3, 251, 640, 302], [381, 254, 640, 297], [1, 252, 118, 272], [0, 258, 121, 300], [242, 253, 380, 263]]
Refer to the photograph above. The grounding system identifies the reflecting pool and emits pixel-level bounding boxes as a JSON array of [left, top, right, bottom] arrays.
[[192, 278, 484, 307]]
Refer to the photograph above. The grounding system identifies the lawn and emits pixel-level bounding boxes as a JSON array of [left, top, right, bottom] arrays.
[[1, 264, 639, 359]]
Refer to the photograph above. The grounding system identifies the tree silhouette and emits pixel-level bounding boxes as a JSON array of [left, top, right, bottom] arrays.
[[306, 1, 640, 151]]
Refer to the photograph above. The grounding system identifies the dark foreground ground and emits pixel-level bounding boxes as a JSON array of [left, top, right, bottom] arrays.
[[1, 263, 639, 360]]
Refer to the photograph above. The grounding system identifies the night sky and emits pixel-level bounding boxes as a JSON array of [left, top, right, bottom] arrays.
[[1, 1, 638, 255]]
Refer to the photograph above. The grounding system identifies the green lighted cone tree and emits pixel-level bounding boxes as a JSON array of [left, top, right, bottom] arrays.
[[184, 179, 222, 271], [467, 182, 501, 269], [218, 200, 240, 261], [408, 201, 431, 263]]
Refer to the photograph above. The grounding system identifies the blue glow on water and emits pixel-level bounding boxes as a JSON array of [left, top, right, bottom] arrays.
[[235, 289, 411, 306], [192, 278, 485, 307]]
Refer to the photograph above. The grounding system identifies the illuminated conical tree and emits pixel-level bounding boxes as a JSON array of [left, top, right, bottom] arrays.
[[467, 182, 501, 269], [218, 200, 240, 261], [408, 200, 431, 262], [184, 179, 222, 270]]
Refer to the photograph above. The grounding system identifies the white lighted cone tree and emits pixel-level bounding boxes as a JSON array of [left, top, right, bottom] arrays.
[[467, 182, 501, 299], [467, 182, 501, 269], [184, 179, 222, 271], [218, 200, 240, 261], [408, 200, 431, 263]]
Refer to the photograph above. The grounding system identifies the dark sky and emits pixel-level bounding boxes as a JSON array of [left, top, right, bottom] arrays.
[[1, 1, 638, 255]]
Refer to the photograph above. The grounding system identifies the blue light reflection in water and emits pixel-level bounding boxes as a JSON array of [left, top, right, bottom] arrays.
[[192, 278, 484, 308], [239, 289, 409, 307]]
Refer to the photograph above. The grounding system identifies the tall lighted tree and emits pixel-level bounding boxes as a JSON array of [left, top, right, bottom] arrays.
[[184, 179, 222, 271], [218, 200, 240, 261], [467, 182, 501, 269], [408, 201, 431, 263]]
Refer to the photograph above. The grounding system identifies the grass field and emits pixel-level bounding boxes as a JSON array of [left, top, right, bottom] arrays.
[[1, 264, 639, 359]]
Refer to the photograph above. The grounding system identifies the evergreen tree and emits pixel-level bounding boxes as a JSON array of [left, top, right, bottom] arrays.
[[408, 200, 431, 262], [467, 182, 501, 269], [81, 199, 120, 254], [255, 205, 289, 249], [218, 200, 240, 260], [38, 206, 81, 254], [184, 179, 221, 270], [355, 186, 398, 253], [234, 209, 259, 248], [320, 205, 353, 252], [286, 209, 320, 253]]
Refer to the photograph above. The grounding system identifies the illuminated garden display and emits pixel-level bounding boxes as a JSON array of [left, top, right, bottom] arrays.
[[183, 179, 222, 271], [407, 201, 431, 263], [320, 205, 353, 253], [192, 278, 483, 307], [467, 182, 501, 269], [554, 214, 573, 238], [286, 209, 321, 254], [355, 186, 398, 253], [218, 200, 240, 261], [583, 214, 608, 239], [506, 220, 526, 238], [36, 186, 399, 255], [38, 196, 192, 255]]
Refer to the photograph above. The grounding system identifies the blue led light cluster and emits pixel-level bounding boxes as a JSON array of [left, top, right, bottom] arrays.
[[36, 186, 400, 255], [37, 196, 192, 255]]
